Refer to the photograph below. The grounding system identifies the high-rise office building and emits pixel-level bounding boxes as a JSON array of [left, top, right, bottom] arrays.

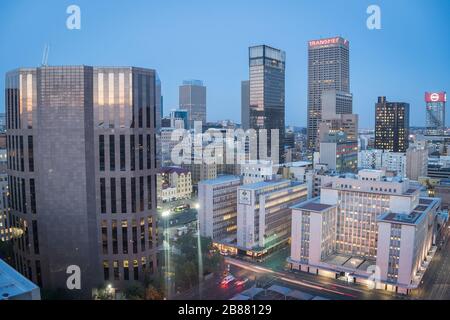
[[6, 66, 160, 298], [375, 96, 410, 152], [321, 89, 353, 120], [179, 80, 206, 128], [241, 80, 250, 130], [249, 45, 286, 163], [307, 37, 350, 150], [425, 92, 446, 134]]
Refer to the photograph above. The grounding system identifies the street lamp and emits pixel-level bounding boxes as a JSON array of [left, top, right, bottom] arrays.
[[162, 210, 171, 217], [194, 203, 200, 210]]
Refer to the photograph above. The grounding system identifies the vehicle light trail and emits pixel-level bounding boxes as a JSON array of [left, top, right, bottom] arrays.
[[225, 258, 358, 298]]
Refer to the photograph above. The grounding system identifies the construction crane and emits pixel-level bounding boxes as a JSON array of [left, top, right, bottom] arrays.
[[41, 44, 50, 66]]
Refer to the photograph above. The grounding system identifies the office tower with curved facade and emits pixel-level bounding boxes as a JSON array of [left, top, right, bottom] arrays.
[[5, 66, 160, 298]]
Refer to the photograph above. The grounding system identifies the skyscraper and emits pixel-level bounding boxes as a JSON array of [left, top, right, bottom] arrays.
[[6, 66, 159, 298], [375, 96, 410, 152], [307, 37, 350, 150], [249, 45, 286, 163], [241, 80, 250, 130], [179, 80, 206, 128], [425, 92, 446, 134]]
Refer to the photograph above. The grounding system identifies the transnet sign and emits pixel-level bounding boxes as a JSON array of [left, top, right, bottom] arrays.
[[425, 92, 447, 103], [308, 37, 349, 48]]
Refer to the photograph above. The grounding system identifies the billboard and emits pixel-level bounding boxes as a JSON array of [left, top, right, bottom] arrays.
[[425, 92, 447, 103], [308, 37, 349, 48]]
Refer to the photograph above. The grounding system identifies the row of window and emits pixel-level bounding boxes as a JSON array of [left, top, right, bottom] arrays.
[[8, 176, 36, 214], [13, 254, 42, 287], [98, 134, 156, 172], [99, 176, 154, 214], [7, 135, 34, 172], [103, 256, 157, 282], [10, 215, 40, 255], [101, 216, 155, 255]]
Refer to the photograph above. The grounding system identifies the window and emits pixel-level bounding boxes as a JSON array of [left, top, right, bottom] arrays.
[[132, 219, 138, 254], [30, 179, 36, 214], [113, 261, 119, 280], [139, 176, 144, 212], [103, 261, 109, 281], [147, 176, 152, 210], [147, 216, 153, 249], [109, 135, 115, 171], [133, 259, 139, 280], [121, 178, 127, 213], [112, 220, 118, 254], [32, 220, 39, 254], [19, 136, 24, 171], [35, 260, 42, 287], [28, 136, 34, 172], [146, 134, 151, 169], [100, 178, 106, 214], [139, 134, 143, 170], [130, 135, 135, 171], [123, 260, 129, 281], [120, 135, 125, 171], [99, 135, 105, 171], [140, 218, 145, 251], [122, 220, 128, 254], [110, 178, 117, 214], [101, 221, 108, 254], [21, 178, 27, 214], [131, 177, 136, 213]]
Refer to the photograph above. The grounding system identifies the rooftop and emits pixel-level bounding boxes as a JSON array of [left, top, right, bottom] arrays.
[[322, 253, 375, 273], [378, 197, 441, 225], [199, 175, 241, 185], [158, 166, 189, 175], [0, 259, 40, 300], [291, 198, 335, 212]]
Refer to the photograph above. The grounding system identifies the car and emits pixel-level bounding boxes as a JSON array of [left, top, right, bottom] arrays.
[[221, 275, 235, 286], [235, 278, 249, 286]]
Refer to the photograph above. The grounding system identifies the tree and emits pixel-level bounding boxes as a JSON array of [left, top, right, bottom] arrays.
[[123, 282, 145, 300], [142, 268, 166, 300], [170, 231, 224, 291], [145, 285, 164, 300]]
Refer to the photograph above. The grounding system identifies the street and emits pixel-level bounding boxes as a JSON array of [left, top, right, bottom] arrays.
[[411, 225, 450, 300], [172, 225, 450, 300], [173, 246, 406, 300]]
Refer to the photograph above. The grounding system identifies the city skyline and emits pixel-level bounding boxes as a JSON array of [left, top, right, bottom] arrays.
[[0, 0, 449, 128]]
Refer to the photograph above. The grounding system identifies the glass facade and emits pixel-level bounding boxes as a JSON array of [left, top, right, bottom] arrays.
[[5, 66, 160, 297], [375, 97, 410, 153], [249, 45, 286, 163], [307, 37, 350, 150]]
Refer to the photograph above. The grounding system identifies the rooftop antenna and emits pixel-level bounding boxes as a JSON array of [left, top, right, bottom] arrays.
[[41, 44, 50, 66]]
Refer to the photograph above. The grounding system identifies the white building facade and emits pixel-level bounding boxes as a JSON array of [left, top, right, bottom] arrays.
[[289, 169, 440, 294], [237, 179, 308, 257], [198, 176, 242, 241]]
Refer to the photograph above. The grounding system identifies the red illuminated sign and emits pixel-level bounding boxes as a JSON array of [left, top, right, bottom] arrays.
[[309, 37, 348, 48], [425, 92, 447, 103]]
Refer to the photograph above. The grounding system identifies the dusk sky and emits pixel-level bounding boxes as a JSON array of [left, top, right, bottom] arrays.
[[1, 0, 449, 128]]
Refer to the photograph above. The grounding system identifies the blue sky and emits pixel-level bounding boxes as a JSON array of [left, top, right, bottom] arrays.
[[0, 0, 449, 128]]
